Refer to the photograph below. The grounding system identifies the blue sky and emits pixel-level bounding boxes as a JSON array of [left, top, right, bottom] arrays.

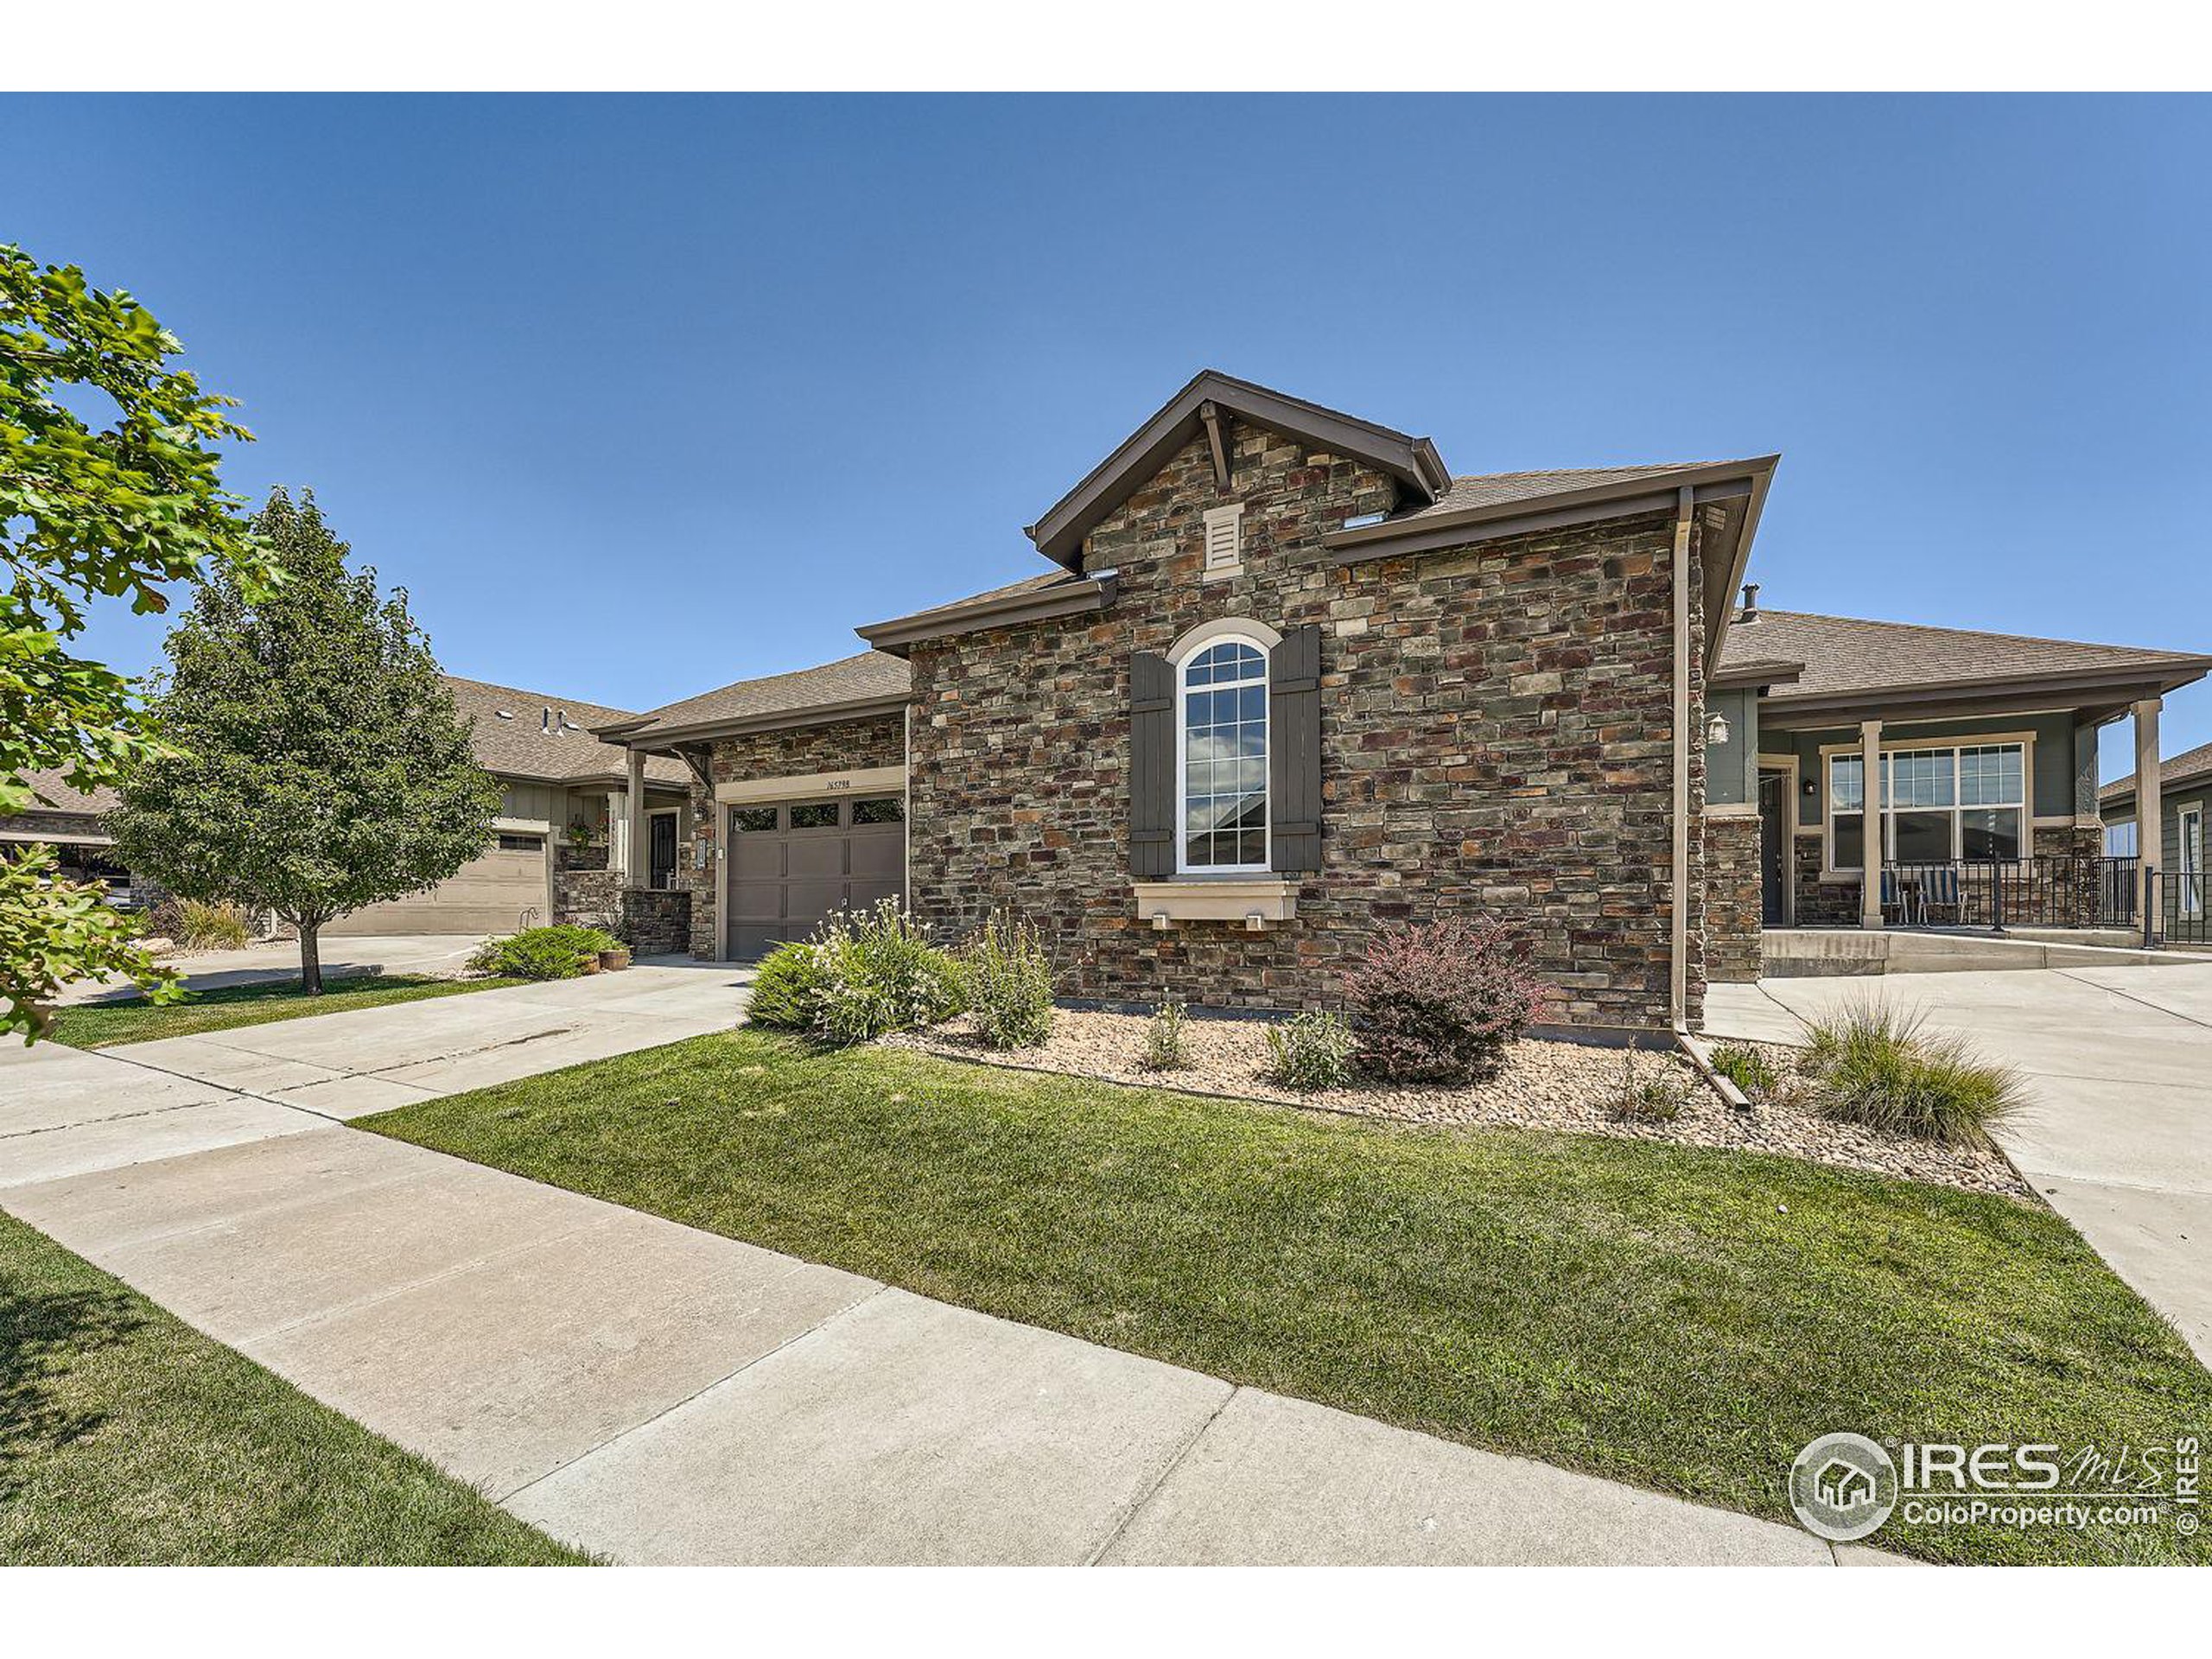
[[7, 94, 2208, 775]]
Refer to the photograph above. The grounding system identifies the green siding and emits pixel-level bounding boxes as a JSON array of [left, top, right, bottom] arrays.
[[2104, 779, 2212, 874], [1704, 685, 1759, 807], [1758, 712, 2085, 827]]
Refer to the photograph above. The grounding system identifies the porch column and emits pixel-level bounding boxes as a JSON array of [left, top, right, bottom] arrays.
[[1859, 719, 1884, 930], [607, 788, 630, 880], [2135, 696, 2164, 938], [624, 746, 651, 891]]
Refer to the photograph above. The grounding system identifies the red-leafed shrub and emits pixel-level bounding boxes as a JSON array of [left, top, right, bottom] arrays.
[[1345, 917, 1543, 1084]]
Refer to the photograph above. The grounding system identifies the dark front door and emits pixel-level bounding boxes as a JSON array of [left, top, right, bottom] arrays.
[[1758, 771, 1788, 926], [725, 795, 906, 959], [649, 812, 678, 890]]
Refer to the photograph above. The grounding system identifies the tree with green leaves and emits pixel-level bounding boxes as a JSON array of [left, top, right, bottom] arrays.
[[2, 244, 279, 1039], [109, 490, 501, 994]]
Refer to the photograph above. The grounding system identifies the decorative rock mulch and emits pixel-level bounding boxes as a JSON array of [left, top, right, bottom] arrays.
[[881, 1013, 2032, 1200]]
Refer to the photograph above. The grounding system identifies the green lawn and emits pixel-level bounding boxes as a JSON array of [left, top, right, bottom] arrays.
[[360, 1031, 2212, 1567], [48, 973, 520, 1049], [0, 1209, 585, 1565]]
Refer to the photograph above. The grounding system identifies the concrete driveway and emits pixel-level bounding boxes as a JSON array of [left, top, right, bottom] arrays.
[[5, 963, 751, 1186], [56, 932, 491, 1005], [1708, 964, 2212, 1366]]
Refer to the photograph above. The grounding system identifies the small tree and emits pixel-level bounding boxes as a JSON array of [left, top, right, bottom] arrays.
[[109, 490, 500, 993], [2, 244, 277, 1038]]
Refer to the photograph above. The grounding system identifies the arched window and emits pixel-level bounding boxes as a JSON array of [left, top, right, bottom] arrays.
[[1177, 635, 1270, 871]]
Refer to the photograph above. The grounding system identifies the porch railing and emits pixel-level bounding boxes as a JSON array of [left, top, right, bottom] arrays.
[[2165, 868, 2209, 946], [1881, 855, 2144, 936]]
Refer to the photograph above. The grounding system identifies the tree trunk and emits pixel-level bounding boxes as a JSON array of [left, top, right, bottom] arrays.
[[299, 923, 323, 995]]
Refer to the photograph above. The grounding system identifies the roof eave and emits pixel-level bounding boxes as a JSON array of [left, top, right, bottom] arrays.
[[1027, 371, 1449, 569], [615, 692, 913, 747], [857, 573, 1118, 657], [1759, 656, 2212, 730]]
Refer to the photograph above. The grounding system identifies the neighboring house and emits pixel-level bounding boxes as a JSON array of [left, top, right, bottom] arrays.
[[1706, 601, 2210, 975], [0, 772, 145, 906], [2101, 741, 2212, 941], [600, 370, 1780, 1036], [0, 677, 692, 944]]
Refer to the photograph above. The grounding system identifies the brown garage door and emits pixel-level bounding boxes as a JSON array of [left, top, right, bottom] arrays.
[[727, 796, 905, 959], [326, 833, 549, 938]]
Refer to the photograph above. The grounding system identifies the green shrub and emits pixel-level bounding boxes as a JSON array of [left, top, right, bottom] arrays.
[[960, 914, 1055, 1050], [1612, 1049, 1690, 1122], [746, 941, 830, 1031], [469, 923, 620, 982], [1143, 995, 1191, 1071], [1802, 999, 2024, 1148], [812, 899, 965, 1046], [1266, 1010, 1357, 1091], [1709, 1040, 1782, 1100], [154, 897, 254, 952]]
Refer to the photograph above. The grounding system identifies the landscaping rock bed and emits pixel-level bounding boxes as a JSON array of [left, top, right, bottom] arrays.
[[883, 1013, 2032, 1200]]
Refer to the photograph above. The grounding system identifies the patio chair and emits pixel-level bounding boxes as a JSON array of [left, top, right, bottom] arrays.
[[1919, 863, 1967, 926], [1878, 868, 1910, 926]]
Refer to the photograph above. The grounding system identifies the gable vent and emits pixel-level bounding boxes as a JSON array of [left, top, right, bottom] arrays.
[[1202, 502, 1245, 578]]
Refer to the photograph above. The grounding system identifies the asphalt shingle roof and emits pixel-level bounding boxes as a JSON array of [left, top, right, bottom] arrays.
[[1720, 610, 2209, 705], [1384, 463, 1726, 526], [440, 677, 686, 785], [8, 769, 119, 817], [2101, 740, 2212, 803], [616, 652, 912, 741]]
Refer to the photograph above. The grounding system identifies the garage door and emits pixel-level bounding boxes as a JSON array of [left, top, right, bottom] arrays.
[[326, 833, 549, 937], [727, 796, 905, 959]]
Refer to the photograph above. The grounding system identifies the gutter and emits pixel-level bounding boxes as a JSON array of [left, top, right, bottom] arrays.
[[1670, 486, 1694, 1037]]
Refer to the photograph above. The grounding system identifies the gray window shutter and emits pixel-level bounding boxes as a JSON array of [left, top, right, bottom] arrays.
[[1130, 652, 1176, 876], [1270, 624, 1323, 873]]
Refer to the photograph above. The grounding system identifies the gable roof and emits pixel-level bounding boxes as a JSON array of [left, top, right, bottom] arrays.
[[604, 652, 912, 745], [2102, 740, 2212, 805], [441, 677, 686, 787], [1723, 610, 2212, 727], [7, 768, 119, 817], [1025, 370, 1452, 569]]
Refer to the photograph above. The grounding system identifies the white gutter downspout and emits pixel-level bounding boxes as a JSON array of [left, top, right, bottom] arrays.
[[1669, 485, 1694, 1036]]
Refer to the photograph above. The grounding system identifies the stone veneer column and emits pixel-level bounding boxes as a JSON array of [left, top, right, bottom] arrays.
[[2135, 697, 2163, 938], [1859, 719, 1885, 930]]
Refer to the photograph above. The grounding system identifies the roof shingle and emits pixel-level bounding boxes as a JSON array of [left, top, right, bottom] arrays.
[[1721, 610, 2211, 706], [613, 652, 912, 742], [2101, 740, 2212, 803]]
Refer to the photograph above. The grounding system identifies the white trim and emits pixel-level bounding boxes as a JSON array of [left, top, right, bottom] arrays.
[[1756, 754, 1801, 927], [2180, 802, 2203, 918], [1172, 629, 1273, 876], [1166, 614, 1282, 664], [492, 816, 552, 836], [713, 764, 906, 806], [1133, 877, 1296, 927], [0, 828, 114, 846]]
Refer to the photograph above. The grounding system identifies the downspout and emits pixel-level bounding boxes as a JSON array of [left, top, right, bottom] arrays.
[[1669, 486, 1694, 1035]]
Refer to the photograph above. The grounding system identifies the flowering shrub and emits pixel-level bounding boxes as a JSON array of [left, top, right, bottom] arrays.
[[960, 914, 1056, 1049], [810, 899, 966, 1046], [746, 941, 830, 1030], [1142, 995, 1192, 1071], [1345, 916, 1542, 1084]]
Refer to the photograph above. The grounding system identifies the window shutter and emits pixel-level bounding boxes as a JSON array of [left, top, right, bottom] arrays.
[[1269, 624, 1323, 873], [1130, 652, 1176, 877]]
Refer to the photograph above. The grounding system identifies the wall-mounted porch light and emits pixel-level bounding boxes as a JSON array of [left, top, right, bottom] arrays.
[[1706, 710, 1731, 745]]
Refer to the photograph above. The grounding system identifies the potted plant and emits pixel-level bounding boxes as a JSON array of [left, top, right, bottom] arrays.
[[599, 944, 632, 971]]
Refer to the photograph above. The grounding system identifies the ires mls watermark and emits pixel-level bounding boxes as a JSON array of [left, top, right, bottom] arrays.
[[1789, 1431, 2202, 1543]]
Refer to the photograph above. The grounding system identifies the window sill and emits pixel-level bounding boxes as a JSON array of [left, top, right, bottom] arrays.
[[1132, 877, 1297, 929]]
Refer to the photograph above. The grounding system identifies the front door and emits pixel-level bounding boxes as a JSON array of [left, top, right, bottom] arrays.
[[1758, 771, 1788, 926], [649, 811, 678, 891]]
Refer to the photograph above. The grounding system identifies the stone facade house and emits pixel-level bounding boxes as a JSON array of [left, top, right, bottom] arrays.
[[601, 372, 1779, 1039]]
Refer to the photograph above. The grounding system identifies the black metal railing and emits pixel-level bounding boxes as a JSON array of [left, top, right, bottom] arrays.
[[2164, 868, 2209, 946], [1880, 856, 2143, 934]]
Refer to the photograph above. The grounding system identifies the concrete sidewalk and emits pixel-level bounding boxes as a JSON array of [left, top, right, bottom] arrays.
[[1, 993, 1851, 1566], [1707, 964, 2212, 1366], [55, 932, 492, 1005]]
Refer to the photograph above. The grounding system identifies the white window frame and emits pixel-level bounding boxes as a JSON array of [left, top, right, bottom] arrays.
[[1170, 620, 1276, 875], [2180, 803, 2204, 918], [2105, 817, 2139, 860], [1819, 734, 2035, 878]]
